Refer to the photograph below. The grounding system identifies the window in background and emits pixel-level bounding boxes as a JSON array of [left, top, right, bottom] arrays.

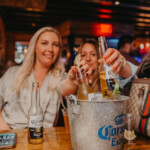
[[15, 41, 28, 64]]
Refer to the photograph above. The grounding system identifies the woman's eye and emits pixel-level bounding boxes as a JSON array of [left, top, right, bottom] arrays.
[[41, 42, 48, 45], [53, 43, 59, 47], [92, 53, 96, 56], [81, 54, 85, 57]]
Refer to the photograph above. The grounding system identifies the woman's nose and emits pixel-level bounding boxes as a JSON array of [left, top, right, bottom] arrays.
[[86, 55, 91, 61], [47, 44, 53, 52]]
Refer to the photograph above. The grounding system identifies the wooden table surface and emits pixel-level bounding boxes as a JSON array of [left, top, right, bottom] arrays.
[[123, 135, 150, 150], [1, 127, 150, 150], [0, 127, 72, 150]]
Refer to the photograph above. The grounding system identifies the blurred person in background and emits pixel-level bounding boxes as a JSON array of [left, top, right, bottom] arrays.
[[117, 34, 140, 66], [137, 51, 150, 78]]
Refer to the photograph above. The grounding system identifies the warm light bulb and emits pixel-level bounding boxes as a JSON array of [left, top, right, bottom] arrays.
[[146, 42, 150, 47], [115, 0, 120, 5], [140, 43, 144, 49]]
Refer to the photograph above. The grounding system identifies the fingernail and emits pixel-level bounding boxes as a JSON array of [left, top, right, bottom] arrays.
[[106, 60, 110, 64], [113, 66, 116, 70], [79, 64, 82, 68], [116, 71, 118, 74], [89, 83, 92, 87], [104, 56, 107, 60], [92, 70, 95, 74], [81, 69, 84, 72]]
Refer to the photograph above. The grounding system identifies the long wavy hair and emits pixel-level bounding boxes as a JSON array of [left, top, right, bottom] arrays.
[[12, 26, 65, 94], [78, 40, 101, 92]]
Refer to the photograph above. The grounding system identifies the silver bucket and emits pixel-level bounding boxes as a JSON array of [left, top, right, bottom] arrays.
[[66, 94, 129, 150]]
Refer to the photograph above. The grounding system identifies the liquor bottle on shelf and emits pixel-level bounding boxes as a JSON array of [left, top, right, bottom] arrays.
[[98, 36, 116, 98], [28, 82, 43, 144]]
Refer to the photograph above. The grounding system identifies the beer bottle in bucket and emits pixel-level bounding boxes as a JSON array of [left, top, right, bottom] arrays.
[[28, 82, 43, 144], [98, 36, 116, 98], [74, 53, 94, 100]]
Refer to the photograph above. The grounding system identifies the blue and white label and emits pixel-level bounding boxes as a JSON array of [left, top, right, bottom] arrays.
[[98, 114, 125, 147]]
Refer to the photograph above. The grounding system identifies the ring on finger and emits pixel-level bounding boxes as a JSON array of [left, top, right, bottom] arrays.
[[118, 57, 126, 68]]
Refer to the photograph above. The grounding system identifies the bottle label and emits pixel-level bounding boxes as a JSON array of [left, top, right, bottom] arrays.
[[105, 65, 115, 90], [88, 93, 95, 101], [29, 127, 43, 139], [29, 115, 43, 139], [29, 115, 43, 128]]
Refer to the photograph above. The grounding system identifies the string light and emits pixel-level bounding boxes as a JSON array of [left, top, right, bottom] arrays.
[[115, 0, 120, 5]]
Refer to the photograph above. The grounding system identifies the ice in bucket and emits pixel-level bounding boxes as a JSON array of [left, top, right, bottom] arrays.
[[66, 94, 128, 150]]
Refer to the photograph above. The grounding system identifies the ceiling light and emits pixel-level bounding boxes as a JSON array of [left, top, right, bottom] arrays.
[[115, 0, 120, 5]]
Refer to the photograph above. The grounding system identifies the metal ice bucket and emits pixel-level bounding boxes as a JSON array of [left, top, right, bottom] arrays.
[[66, 93, 129, 150]]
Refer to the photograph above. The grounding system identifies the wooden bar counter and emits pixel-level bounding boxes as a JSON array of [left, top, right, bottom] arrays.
[[0, 127, 72, 150], [1, 127, 150, 150]]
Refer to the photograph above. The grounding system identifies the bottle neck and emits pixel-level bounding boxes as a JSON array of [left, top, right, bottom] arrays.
[[30, 82, 41, 115], [31, 82, 37, 108], [98, 36, 108, 58]]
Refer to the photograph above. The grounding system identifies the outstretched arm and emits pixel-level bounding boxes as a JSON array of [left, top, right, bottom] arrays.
[[61, 66, 78, 97]]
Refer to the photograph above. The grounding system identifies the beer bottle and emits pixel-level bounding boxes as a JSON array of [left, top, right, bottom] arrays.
[[28, 82, 43, 144], [74, 53, 94, 100], [98, 36, 116, 98], [77, 68, 94, 100]]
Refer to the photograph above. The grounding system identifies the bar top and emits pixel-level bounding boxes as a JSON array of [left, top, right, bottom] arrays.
[[1, 127, 150, 150]]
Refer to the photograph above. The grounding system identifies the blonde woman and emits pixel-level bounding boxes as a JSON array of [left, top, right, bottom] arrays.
[[0, 26, 79, 130]]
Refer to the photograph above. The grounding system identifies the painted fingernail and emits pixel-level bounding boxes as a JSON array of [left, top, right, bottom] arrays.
[[81, 69, 84, 72], [106, 60, 110, 64], [89, 83, 92, 87], [79, 64, 82, 68], [104, 56, 107, 60], [113, 66, 116, 70], [116, 71, 118, 74], [92, 70, 95, 74]]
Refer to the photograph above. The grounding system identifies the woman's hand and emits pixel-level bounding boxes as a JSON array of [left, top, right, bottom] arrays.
[[98, 48, 132, 78], [61, 60, 94, 97], [98, 48, 126, 74]]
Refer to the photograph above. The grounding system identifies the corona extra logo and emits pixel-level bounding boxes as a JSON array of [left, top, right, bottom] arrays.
[[98, 113, 125, 147], [114, 114, 125, 125]]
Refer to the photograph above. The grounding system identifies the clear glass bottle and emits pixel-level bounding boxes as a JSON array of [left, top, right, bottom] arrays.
[[124, 113, 136, 142], [98, 36, 116, 98], [74, 53, 95, 101], [77, 68, 94, 100], [28, 82, 43, 144]]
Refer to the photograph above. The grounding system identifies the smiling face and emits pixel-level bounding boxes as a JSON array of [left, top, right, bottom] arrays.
[[35, 31, 60, 68], [80, 43, 98, 70]]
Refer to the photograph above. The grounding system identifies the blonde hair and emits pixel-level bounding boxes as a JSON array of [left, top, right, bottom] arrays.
[[12, 26, 65, 94], [78, 40, 101, 92]]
